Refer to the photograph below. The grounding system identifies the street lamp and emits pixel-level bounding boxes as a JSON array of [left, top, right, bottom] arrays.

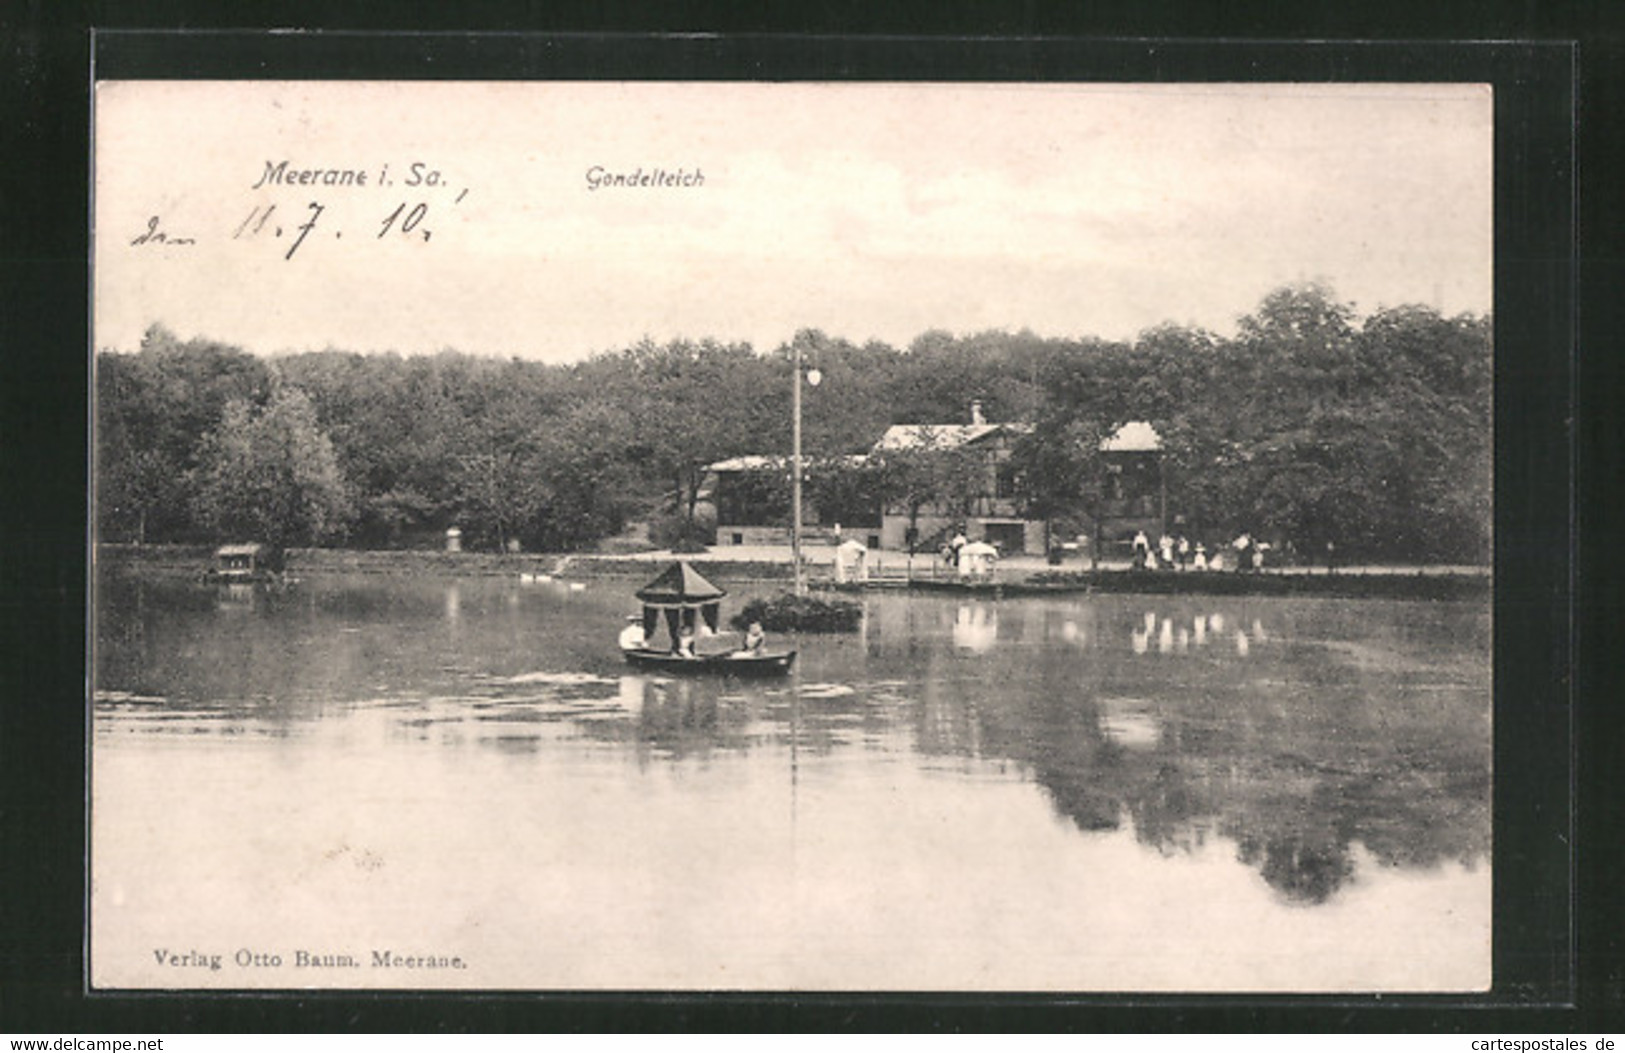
[[791, 340, 822, 596]]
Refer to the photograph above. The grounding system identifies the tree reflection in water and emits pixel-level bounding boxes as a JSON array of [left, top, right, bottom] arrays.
[[1024, 698, 1122, 834], [1009, 686, 1483, 901], [902, 598, 1489, 905], [1127, 763, 1211, 858], [1235, 828, 1355, 906]]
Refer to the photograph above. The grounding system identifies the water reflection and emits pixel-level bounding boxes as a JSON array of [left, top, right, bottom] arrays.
[[860, 595, 1488, 905], [953, 604, 998, 653], [1234, 809, 1354, 906], [217, 583, 257, 612], [1129, 609, 1270, 658], [1098, 701, 1161, 749], [95, 572, 1489, 918]]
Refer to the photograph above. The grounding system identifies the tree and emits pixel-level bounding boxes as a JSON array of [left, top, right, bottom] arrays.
[[868, 427, 992, 554], [191, 387, 353, 551], [1354, 306, 1492, 561], [96, 355, 187, 544], [446, 365, 548, 551], [96, 327, 276, 543], [453, 450, 542, 553], [95, 283, 1491, 561], [805, 457, 887, 530], [936, 442, 996, 522], [523, 400, 642, 551], [869, 440, 942, 554], [1009, 417, 1117, 568], [615, 337, 780, 527]]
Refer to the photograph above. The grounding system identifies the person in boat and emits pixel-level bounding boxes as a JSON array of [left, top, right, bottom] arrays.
[[741, 621, 766, 655], [618, 615, 646, 652], [675, 623, 698, 658]]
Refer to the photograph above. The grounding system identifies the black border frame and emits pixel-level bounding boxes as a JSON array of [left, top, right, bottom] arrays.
[[4, 17, 1607, 1033]]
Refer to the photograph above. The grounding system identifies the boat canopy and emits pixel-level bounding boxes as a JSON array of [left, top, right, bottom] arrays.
[[634, 561, 727, 644]]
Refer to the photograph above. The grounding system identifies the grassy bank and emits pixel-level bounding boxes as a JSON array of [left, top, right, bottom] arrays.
[[96, 544, 563, 578], [93, 544, 797, 583], [96, 544, 1489, 600], [851, 569, 1493, 602]]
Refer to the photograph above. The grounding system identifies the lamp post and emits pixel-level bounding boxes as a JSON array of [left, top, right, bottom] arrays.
[[791, 340, 822, 596]]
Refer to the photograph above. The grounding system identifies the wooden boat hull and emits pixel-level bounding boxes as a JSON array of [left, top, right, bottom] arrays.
[[621, 648, 797, 677]]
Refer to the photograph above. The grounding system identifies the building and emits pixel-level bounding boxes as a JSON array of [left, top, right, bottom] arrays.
[[871, 401, 1042, 555], [707, 454, 882, 549], [873, 406, 1165, 558], [1095, 420, 1166, 548], [708, 402, 1164, 558], [209, 543, 272, 581]]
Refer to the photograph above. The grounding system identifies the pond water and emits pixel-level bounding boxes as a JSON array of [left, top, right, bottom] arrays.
[[91, 570, 1491, 992]]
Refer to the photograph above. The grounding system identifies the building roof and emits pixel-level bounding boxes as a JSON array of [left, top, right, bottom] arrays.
[[1100, 421, 1163, 452], [707, 453, 869, 472], [216, 543, 265, 556], [871, 422, 1029, 452], [871, 420, 1162, 453], [710, 420, 1161, 466], [707, 455, 784, 472]]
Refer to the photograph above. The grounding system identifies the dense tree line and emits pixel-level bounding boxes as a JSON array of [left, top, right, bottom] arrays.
[[95, 283, 1491, 562]]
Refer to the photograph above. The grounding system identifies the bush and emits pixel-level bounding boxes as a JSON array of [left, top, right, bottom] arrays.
[[730, 593, 863, 633], [648, 511, 714, 553]]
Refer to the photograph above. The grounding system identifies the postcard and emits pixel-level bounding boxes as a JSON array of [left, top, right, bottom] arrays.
[[91, 79, 1493, 991]]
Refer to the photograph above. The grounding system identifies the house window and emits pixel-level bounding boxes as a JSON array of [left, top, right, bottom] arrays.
[[995, 463, 1018, 499], [731, 532, 743, 545]]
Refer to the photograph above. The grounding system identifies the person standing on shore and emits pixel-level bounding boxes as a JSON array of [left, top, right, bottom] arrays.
[[1234, 532, 1254, 572]]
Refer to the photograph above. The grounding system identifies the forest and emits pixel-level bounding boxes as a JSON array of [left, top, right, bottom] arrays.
[[95, 282, 1492, 563]]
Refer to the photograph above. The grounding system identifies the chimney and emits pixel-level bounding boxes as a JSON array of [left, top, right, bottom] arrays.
[[970, 399, 985, 426]]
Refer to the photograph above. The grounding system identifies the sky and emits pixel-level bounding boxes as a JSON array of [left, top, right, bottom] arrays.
[[94, 81, 1492, 362]]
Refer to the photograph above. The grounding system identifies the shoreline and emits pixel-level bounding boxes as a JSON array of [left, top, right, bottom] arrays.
[[95, 543, 1492, 601]]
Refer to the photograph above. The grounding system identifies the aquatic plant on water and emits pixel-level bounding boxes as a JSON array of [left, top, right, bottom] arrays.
[[729, 593, 863, 633]]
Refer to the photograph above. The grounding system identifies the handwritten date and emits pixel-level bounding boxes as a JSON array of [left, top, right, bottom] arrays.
[[231, 199, 449, 259]]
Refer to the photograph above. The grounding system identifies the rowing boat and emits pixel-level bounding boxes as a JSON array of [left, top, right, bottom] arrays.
[[620, 561, 796, 677], [621, 647, 797, 677]]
